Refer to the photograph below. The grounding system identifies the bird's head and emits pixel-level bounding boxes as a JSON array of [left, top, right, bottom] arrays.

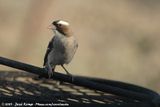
[[48, 20, 72, 36]]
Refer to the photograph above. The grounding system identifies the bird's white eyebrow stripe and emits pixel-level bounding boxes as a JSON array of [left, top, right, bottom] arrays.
[[58, 20, 69, 26]]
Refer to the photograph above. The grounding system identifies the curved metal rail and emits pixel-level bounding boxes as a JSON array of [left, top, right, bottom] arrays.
[[0, 56, 159, 107]]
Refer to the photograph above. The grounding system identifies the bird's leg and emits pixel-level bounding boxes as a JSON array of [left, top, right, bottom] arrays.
[[61, 64, 74, 82], [45, 62, 54, 78], [52, 66, 55, 75], [61, 64, 71, 75], [38, 63, 52, 79]]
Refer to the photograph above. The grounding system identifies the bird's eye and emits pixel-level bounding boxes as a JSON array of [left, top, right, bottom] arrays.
[[58, 24, 62, 27]]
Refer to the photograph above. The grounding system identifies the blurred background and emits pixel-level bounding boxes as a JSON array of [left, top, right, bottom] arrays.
[[0, 0, 159, 92]]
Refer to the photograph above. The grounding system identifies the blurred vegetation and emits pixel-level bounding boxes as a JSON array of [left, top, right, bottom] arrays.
[[0, 0, 159, 92]]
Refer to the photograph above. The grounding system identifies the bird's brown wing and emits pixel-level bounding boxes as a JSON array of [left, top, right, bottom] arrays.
[[43, 36, 55, 66]]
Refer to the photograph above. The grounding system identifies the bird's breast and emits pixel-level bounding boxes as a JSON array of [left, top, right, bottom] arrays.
[[61, 36, 78, 64], [54, 32, 78, 64]]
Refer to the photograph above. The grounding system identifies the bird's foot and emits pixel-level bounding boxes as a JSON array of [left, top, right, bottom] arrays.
[[71, 75, 74, 82], [47, 69, 54, 79], [67, 73, 74, 82], [43, 67, 54, 78], [38, 67, 53, 79]]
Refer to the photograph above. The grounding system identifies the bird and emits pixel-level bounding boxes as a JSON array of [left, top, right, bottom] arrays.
[[43, 20, 78, 79]]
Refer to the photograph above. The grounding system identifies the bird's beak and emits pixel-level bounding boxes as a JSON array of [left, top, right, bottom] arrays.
[[47, 24, 56, 30]]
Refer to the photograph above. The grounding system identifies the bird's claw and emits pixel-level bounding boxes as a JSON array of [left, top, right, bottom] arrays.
[[48, 70, 53, 78], [68, 73, 74, 82], [44, 67, 53, 78]]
